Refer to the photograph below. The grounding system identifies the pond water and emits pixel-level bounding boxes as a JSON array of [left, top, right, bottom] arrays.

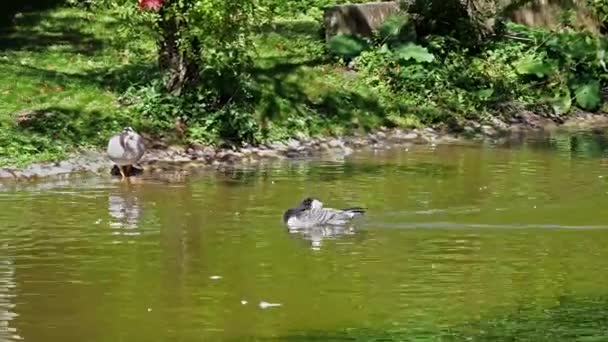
[[2, 131, 608, 341]]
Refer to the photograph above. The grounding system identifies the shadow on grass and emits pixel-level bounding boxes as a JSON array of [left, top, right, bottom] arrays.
[[257, 19, 324, 42], [0, 5, 142, 56], [2, 59, 159, 94], [255, 295, 608, 341], [0, 0, 66, 29], [14, 106, 127, 146], [250, 58, 388, 133], [0, 14, 103, 55]]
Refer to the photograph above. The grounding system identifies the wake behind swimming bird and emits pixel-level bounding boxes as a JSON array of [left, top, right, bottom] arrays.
[[283, 197, 366, 229]]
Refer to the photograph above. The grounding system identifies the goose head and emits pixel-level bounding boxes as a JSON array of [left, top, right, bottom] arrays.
[[121, 127, 143, 151], [301, 197, 323, 210]]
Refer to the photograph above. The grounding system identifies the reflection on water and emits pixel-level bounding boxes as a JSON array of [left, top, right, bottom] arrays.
[[1, 130, 608, 341], [108, 187, 141, 233], [287, 225, 357, 250], [0, 259, 19, 341]]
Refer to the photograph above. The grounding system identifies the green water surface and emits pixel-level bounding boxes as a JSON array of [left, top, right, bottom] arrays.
[[2, 132, 608, 341]]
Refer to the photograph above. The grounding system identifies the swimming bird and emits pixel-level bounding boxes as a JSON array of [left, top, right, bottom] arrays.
[[107, 127, 146, 179], [283, 197, 366, 229]]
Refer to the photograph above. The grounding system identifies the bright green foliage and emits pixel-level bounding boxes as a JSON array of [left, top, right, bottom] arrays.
[[515, 54, 555, 78], [2, 1, 608, 166], [328, 34, 368, 59], [588, 0, 608, 32], [575, 81, 602, 110], [394, 43, 435, 63], [551, 90, 573, 115]]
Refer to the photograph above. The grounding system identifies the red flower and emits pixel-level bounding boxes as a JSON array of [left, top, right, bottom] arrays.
[[138, 0, 164, 11]]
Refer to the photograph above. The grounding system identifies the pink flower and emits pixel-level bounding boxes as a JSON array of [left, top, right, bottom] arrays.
[[138, 0, 164, 11]]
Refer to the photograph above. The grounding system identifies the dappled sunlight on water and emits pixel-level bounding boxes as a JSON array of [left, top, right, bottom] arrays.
[[1, 130, 608, 340]]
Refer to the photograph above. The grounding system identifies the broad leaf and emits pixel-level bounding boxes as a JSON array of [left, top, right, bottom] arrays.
[[551, 90, 572, 115], [515, 55, 554, 77], [575, 80, 601, 110], [475, 88, 494, 100], [394, 43, 435, 63], [328, 34, 367, 59]]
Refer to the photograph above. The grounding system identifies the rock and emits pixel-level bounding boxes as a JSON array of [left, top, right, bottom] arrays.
[[256, 149, 280, 159], [489, 116, 508, 130], [351, 138, 367, 147], [328, 139, 343, 148], [324, 2, 401, 42], [0, 169, 15, 179], [287, 139, 301, 150], [470, 121, 482, 129], [418, 135, 431, 143], [201, 146, 216, 157], [239, 148, 253, 156], [58, 160, 74, 171], [295, 132, 308, 141], [286, 151, 302, 158], [481, 125, 497, 136], [167, 145, 184, 156], [172, 156, 192, 163], [463, 126, 476, 134], [402, 132, 418, 140], [268, 141, 287, 152]]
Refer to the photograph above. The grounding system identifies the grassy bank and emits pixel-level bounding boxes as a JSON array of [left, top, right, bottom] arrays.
[[0, 7, 156, 165], [0, 7, 386, 166], [0, 4, 607, 167]]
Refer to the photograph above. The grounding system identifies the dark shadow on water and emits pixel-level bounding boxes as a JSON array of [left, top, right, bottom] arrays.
[[500, 130, 608, 159], [254, 295, 608, 341], [208, 161, 455, 187]]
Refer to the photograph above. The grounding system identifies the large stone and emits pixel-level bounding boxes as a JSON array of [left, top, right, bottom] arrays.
[[505, 0, 600, 33], [323, 1, 402, 42]]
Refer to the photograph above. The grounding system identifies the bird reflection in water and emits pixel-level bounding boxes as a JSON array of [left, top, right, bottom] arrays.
[[0, 259, 20, 341], [288, 225, 356, 250], [108, 187, 142, 236]]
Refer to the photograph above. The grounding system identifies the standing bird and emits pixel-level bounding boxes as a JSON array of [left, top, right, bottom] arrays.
[[107, 127, 146, 180], [283, 197, 366, 229]]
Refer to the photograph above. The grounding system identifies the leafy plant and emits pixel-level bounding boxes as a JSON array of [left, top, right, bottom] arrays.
[[515, 54, 555, 78], [395, 43, 435, 63], [575, 80, 601, 110], [328, 34, 369, 60]]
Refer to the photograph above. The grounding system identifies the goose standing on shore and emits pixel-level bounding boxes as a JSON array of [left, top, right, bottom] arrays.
[[107, 127, 146, 180], [283, 197, 366, 229]]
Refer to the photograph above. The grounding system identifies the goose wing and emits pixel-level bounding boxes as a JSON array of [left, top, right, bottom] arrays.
[[299, 208, 358, 226]]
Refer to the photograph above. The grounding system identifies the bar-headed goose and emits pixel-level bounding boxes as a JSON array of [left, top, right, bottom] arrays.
[[283, 197, 366, 229], [107, 127, 146, 179]]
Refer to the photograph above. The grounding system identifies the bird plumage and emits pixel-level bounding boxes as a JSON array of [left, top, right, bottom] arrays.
[[283, 197, 366, 228], [107, 127, 146, 179]]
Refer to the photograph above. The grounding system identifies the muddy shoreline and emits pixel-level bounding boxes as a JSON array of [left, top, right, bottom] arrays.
[[1, 111, 608, 182]]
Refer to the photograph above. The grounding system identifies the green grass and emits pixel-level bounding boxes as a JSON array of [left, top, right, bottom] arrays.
[[5, 5, 600, 167], [249, 15, 421, 141], [0, 7, 396, 166], [0, 7, 156, 166]]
